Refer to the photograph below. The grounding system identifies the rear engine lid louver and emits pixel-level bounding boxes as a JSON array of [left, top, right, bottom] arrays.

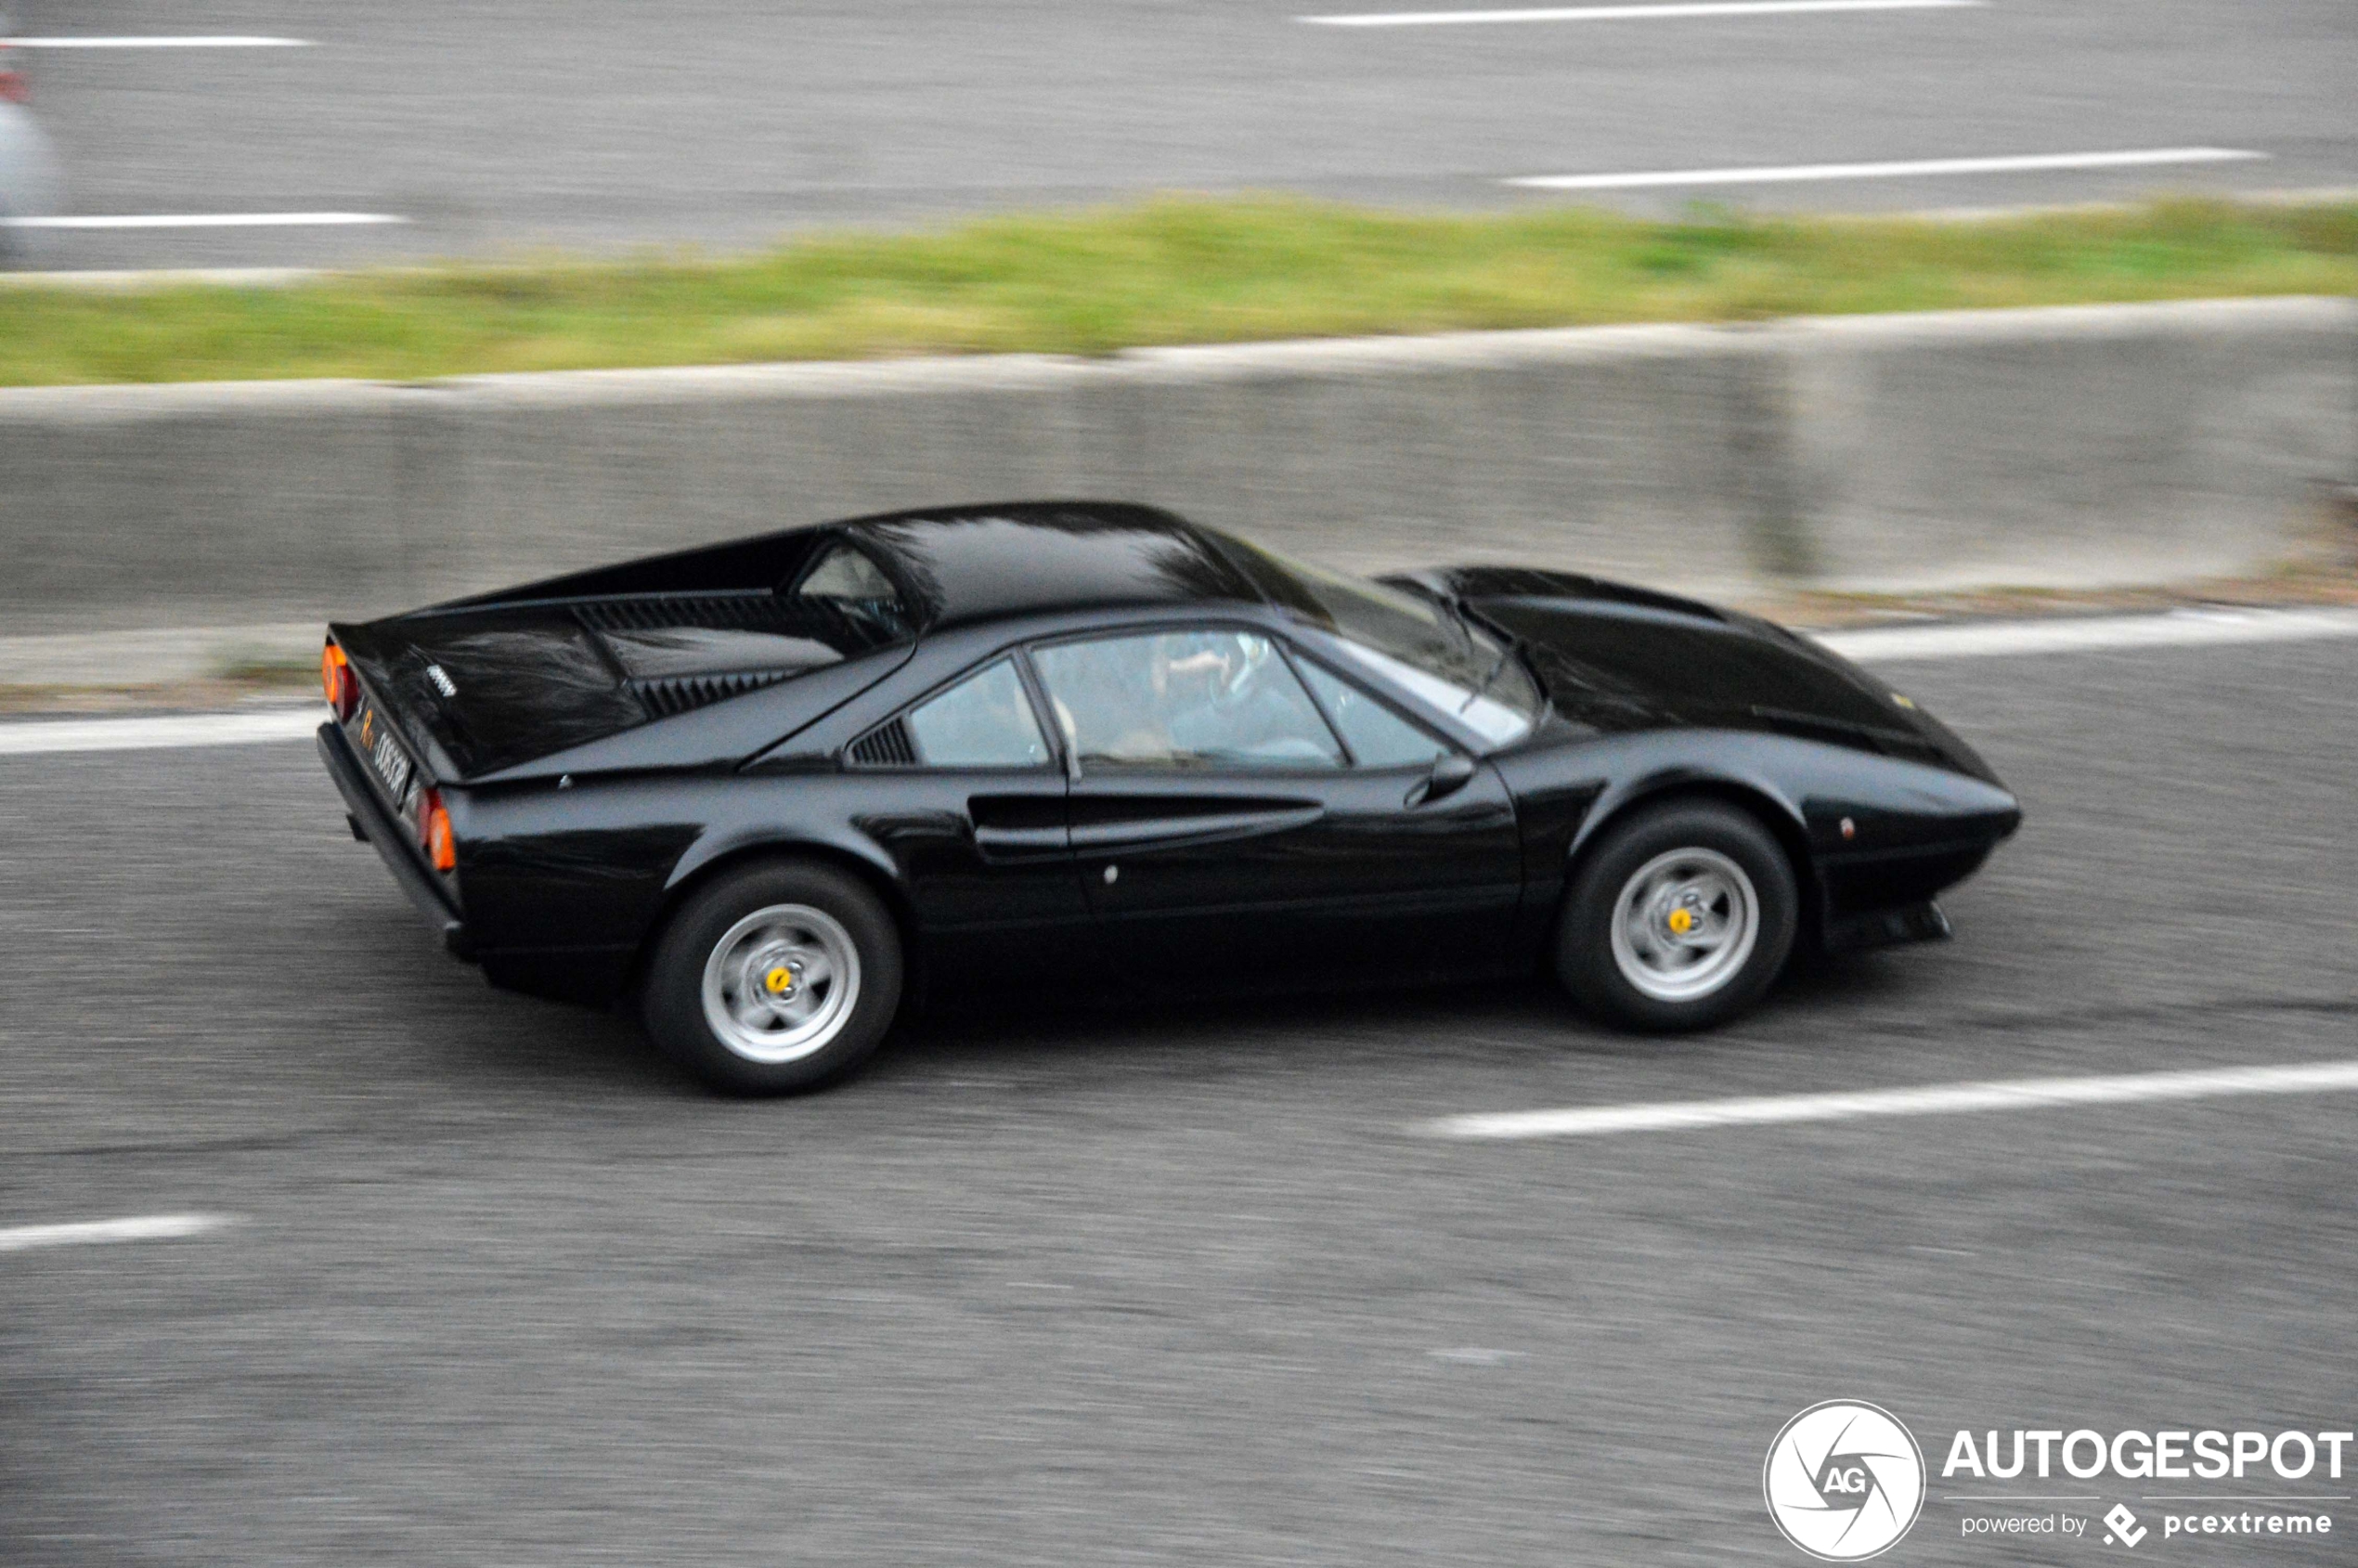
[[632, 669, 800, 719], [598, 627, 844, 682], [574, 593, 818, 634], [578, 600, 861, 721]]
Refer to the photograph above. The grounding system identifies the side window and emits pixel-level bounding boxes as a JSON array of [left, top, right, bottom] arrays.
[[1030, 629, 1343, 771], [904, 659, 1050, 768], [1297, 658, 1450, 768]]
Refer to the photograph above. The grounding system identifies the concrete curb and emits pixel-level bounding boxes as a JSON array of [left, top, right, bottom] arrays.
[[2, 296, 2352, 644]]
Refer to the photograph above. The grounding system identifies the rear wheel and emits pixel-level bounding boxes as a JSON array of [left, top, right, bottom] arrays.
[[1555, 799, 1797, 1031], [642, 859, 903, 1095]]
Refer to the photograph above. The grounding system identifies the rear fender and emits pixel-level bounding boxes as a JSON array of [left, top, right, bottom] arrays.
[[663, 822, 901, 901], [634, 827, 924, 1009]]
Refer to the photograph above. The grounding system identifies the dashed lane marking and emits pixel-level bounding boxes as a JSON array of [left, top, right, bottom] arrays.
[[3, 213, 404, 230], [1508, 148, 2264, 190], [1816, 606, 2358, 664], [0, 709, 322, 756], [0, 1213, 239, 1252], [1428, 1059, 2358, 1141], [1306, 0, 1979, 25], [9, 36, 313, 48]]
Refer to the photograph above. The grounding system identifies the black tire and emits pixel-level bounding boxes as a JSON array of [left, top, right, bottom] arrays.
[[641, 858, 903, 1095], [1554, 798, 1798, 1032]]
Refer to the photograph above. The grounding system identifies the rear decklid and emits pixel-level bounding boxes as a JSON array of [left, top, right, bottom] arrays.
[[330, 589, 903, 780]]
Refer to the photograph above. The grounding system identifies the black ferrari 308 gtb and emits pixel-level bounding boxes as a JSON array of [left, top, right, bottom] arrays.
[[318, 502, 2019, 1094]]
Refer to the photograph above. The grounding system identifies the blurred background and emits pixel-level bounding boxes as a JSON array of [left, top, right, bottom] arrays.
[[4, 4, 2356, 1565], [1, 0, 2354, 266]]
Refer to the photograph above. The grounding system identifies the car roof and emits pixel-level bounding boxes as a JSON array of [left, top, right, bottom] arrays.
[[839, 501, 1264, 630]]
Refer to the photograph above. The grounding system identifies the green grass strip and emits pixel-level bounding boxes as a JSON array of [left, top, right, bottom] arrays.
[[2, 196, 2353, 386]]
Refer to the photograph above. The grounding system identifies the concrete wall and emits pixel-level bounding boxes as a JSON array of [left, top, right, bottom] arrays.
[[1, 296, 2351, 642]]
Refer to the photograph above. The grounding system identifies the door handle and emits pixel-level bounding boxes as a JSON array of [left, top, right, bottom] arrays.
[[969, 790, 1069, 861], [972, 823, 1069, 860]]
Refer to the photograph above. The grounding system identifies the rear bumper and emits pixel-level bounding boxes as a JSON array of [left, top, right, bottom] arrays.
[[317, 721, 472, 958]]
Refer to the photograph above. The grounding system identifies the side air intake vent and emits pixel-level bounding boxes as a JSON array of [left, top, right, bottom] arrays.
[[631, 670, 794, 719], [847, 719, 917, 768]]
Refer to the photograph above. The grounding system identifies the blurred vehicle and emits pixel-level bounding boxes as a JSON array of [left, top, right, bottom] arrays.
[[0, 19, 63, 259], [317, 503, 2021, 1095]]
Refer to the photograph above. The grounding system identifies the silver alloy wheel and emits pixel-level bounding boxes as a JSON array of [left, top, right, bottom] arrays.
[[1607, 846, 1761, 1003], [699, 903, 862, 1065]]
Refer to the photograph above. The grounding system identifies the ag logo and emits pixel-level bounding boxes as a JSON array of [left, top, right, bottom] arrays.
[[1763, 1400, 1926, 1561]]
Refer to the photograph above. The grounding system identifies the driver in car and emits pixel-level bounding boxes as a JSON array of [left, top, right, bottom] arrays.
[[1158, 633, 1335, 766]]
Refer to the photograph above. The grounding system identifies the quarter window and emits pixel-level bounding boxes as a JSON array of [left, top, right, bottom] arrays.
[[904, 658, 1050, 768], [1030, 629, 1343, 771], [1297, 659, 1450, 768], [797, 542, 897, 603], [795, 541, 910, 637]]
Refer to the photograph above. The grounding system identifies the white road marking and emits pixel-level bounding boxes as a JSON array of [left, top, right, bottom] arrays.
[[2, 610, 2352, 757], [3, 213, 404, 230], [0, 709, 321, 757], [0, 1212, 238, 1252], [1816, 606, 2358, 664], [1508, 148, 2265, 190], [1429, 1059, 2358, 1141], [9, 36, 313, 48], [1306, 0, 1979, 25]]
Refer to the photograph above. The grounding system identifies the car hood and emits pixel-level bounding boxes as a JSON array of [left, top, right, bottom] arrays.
[[1391, 566, 2002, 784]]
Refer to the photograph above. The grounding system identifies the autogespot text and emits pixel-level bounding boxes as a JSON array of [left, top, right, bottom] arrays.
[[1943, 1428, 2352, 1481]]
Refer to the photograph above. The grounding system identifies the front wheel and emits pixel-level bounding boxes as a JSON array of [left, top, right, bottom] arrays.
[[1555, 799, 1797, 1031], [641, 859, 903, 1095]]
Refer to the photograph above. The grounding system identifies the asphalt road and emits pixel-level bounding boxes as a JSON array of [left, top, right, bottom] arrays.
[[5, 0, 2355, 269], [4, 630, 2355, 1564]]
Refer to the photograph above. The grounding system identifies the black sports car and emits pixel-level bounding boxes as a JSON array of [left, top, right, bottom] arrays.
[[317, 501, 2019, 1094]]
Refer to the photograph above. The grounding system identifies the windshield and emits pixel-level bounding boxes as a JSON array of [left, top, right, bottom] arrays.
[[1217, 537, 1542, 747]]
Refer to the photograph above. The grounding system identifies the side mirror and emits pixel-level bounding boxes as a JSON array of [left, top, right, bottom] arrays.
[[1406, 753, 1477, 808]]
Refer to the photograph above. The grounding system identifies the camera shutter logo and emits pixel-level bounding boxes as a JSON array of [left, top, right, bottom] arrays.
[[1763, 1400, 1927, 1561]]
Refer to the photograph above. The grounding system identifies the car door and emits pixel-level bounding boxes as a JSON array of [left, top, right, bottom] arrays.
[[1026, 625, 1522, 991], [841, 654, 1092, 990]]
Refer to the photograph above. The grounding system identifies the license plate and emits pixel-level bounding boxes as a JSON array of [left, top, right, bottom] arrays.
[[351, 701, 416, 807]]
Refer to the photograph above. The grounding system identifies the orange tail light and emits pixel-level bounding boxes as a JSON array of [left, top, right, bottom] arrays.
[[321, 641, 358, 720], [419, 788, 457, 874]]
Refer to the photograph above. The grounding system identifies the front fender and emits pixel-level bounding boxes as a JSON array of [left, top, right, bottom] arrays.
[[1562, 747, 1812, 868]]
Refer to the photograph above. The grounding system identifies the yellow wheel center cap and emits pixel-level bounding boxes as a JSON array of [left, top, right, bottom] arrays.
[[764, 965, 796, 995], [1666, 908, 1695, 937]]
